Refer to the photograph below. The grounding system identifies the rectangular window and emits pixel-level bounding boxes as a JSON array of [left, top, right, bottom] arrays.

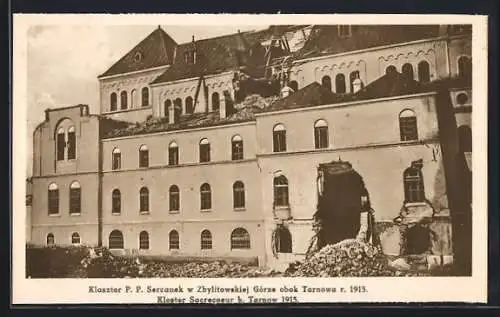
[[234, 190, 245, 209], [139, 150, 149, 167], [273, 131, 287, 152], [314, 127, 329, 149], [56, 133, 65, 161], [232, 141, 244, 160], [399, 117, 418, 141], [67, 131, 76, 159], [169, 193, 180, 211], [140, 195, 149, 212], [69, 188, 81, 214], [168, 147, 179, 166], [48, 190, 59, 215], [201, 192, 211, 210], [112, 153, 121, 170], [200, 144, 211, 163], [274, 187, 289, 207]]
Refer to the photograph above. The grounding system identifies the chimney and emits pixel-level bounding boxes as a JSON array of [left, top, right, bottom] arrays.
[[168, 105, 175, 124]]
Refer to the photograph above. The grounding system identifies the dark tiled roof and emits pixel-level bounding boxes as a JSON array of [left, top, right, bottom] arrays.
[[99, 27, 178, 78]]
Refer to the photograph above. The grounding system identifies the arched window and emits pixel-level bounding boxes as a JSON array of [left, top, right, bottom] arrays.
[[321, 76, 332, 91], [56, 127, 65, 161], [169, 230, 179, 250], [112, 189, 121, 214], [418, 61, 430, 83], [139, 187, 149, 213], [130, 89, 137, 108], [48, 183, 59, 215], [399, 109, 419, 141], [335, 73, 346, 93], [458, 125, 472, 152], [274, 175, 289, 207], [277, 227, 292, 253], [139, 231, 149, 249], [71, 232, 80, 245], [200, 183, 212, 211], [120, 91, 128, 110], [402, 63, 414, 80], [403, 167, 425, 203], [141, 87, 149, 107], [69, 181, 81, 215], [231, 228, 250, 249], [314, 119, 329, 149], [139, 144, 149, 168], [169, 185, 180, 212], [168, 141, 179, 166], [46, 233, 55, 246], [201, 229, 212, 250], [231, 135, 243, 160], [185, 96, 194, 114], [273, 124, 287, 152], [385, 65, 397, 75], [173, 98, 182, 120], [233, 181, 245, 209], [112, 148, 121, 170], [211, 92, 220, 112], [110, 92, 117, 111], [199, 138, 211, 163], [288, 80, 298, 92], [109, 230, 124, 249], [164, 99, 172, 118], [67, 126, 76, 160], [458, 56, 472, 79], [349, 71, 360, 93]]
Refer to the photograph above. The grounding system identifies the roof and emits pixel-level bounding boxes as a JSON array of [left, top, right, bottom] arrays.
[[99, 27, 178, 78]]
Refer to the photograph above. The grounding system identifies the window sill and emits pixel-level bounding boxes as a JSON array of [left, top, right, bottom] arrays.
[[48, 213, 61, 217], [233, 207, 246, 212], [200, 209, 212, 213], [169, 210, 180, 214], [405, 202, 428, 208], [111, 212, 121, 216], [140, 211, 150, 215], [274, 205, 290, 211], [69, 213, 81, 217]]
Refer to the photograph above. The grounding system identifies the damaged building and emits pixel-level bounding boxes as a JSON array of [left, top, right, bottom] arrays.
[[28, 24, 472, 274]]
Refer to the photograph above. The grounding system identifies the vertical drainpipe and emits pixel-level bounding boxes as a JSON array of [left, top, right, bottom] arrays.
[[97, 122, 103, 247]]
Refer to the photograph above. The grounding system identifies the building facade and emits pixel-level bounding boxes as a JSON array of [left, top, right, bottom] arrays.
[[28, 24, 472, 271]]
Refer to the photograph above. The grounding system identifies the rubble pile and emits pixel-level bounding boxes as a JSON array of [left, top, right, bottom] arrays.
[[233, 94, 279, 110], [284, 239, 427, 277]]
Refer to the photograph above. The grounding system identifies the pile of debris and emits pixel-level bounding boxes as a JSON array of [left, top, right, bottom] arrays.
[[233, 94, 279, 110], [284, 239, 428, 277]]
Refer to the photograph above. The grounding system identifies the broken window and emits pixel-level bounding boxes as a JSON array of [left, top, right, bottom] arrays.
[[139, 186, 149, 213], [169, 230, 180, 250], [139, 231, 149, 249], [139, 144, 149, 168], [288, 80, 298, 92], [67, 126, 76, 160], [335, 73, 346, 93], [403, 166, 425, 203], [385, 65, 397, 76], [112, 189, 121, 214], [69, 181, 81, 215], [399, 109, 419, 141], [402, 63, 414, 80], [56, 128, 65, 161], [71, 232, 80, 245], [199, 138, 211, 163], [110, 92, 117, 111], [418, 61, 430, 83], [48, 183, 59, 215], [173, 98, 182, 121], [321, 76, 332, 91], [231, 228, 250, 249], [405, 225, 431, 254], [231, 135, 243, 160], [109, 230, 124, 249], [46, 233, 55, 246], [164, 99, 172, 118], [120, 91, 128, 110], [169, 185, 180, 212], [273, 124, 287, 152], [112, 148, 121, 170], [168, 141, 179, 166], [185, 96, 194, 114], [233, 181, 245, 209], [212, 92, 220, 112], [277, 226, 292, 253], [200, 183, 212, 210], [141, 87, 149, 107], [201, 230, 212, 250], [314, 119, 329, 149], [274, 175, 289, 207]]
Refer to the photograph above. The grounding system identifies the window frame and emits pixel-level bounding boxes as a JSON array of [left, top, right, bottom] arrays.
[[139, 231, 149, 250], [200, 183, 212, 211], [273, 175, 289, 208], [110, 92, 117, 111], [231, 228, 251, 250], [233, 181, 246, 210], [417, 61, 431, 83], [139, 186, 150, 214], [399, 109, 419, 142], [71, 232, 81, 245], [231, 135, 244, 160], [112, 189, 121, 215], [46, 233, 55, 246], [335, 73, 346, 93], [199, 138, 211, 163], [139, 145, 149, 168], [67, 126, 76, 160], [314, 119, 329, 149], [48, 183, 59, 215], [169, 230, 180, 250], [169, 185, 180, 212], [200, 229, 212, 250], [120, 91, 128, 110], [273, 124, 287, 153], [403, 167, 425, 203], [141, 87, 149, 107], [69, 181, 81, 215], [168, 142, 179, 166], [112, 148, 121, 170], [109, 230, 124, 249]]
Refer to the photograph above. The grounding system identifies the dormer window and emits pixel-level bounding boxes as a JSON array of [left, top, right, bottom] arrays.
[[338, 25, 352, 38], [134, 52, 143, 62], [184, 51, 196, 65]]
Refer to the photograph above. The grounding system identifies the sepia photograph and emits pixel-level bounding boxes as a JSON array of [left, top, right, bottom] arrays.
[[12, 14, 488, 304]]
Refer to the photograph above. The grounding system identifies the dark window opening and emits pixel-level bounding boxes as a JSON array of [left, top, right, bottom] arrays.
[[110, 93, 117, 111], [169, 185, 180, 212], [120, 91, 128, 110], [112, 150, 121, 170], [69, 183, 81, 215], [274, 175, 289, 207], [288, 80, 298, 92], [47, 233, 55, 246], [335, 73, 346, 93], [273, 124, 286, 152], [139, 231, 149, 250], [67, 130, 76, 160], [139, 146, 149, 168], [277, 226, 292, 253], [231, 136, 243, 160], [112, 189, 121, 214], [71, 232, 80, 245], [212, 92, 220, 112], [403, 167, 425, 203], [109, 230, 123, 249], [200, 183, 212, 210], [399, 110, 419, 141], [48, 185, 59, 215], [164, 99, 171, 118], [418, 61, 430, 83], [321, 76, 332, 91], [402, 63, 414, 80], [199, 139, 211, 163], [168, 143, 179, 166], [141, 87, 149, 107], [231, 228, 250, 249], [201, 230, 212, 250], [139, 187, 149, 213], [314, 120, 329, 149], [169, 230, 179, 250], [185, 96, 194, 114], [233, 181, 245, 209], [405, 225, 431, 255], [385, 65, 397, 76], [56, 132, 65, 161]]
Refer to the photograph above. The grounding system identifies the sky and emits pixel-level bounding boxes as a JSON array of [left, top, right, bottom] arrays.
[[26, 24, 266, 176]]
